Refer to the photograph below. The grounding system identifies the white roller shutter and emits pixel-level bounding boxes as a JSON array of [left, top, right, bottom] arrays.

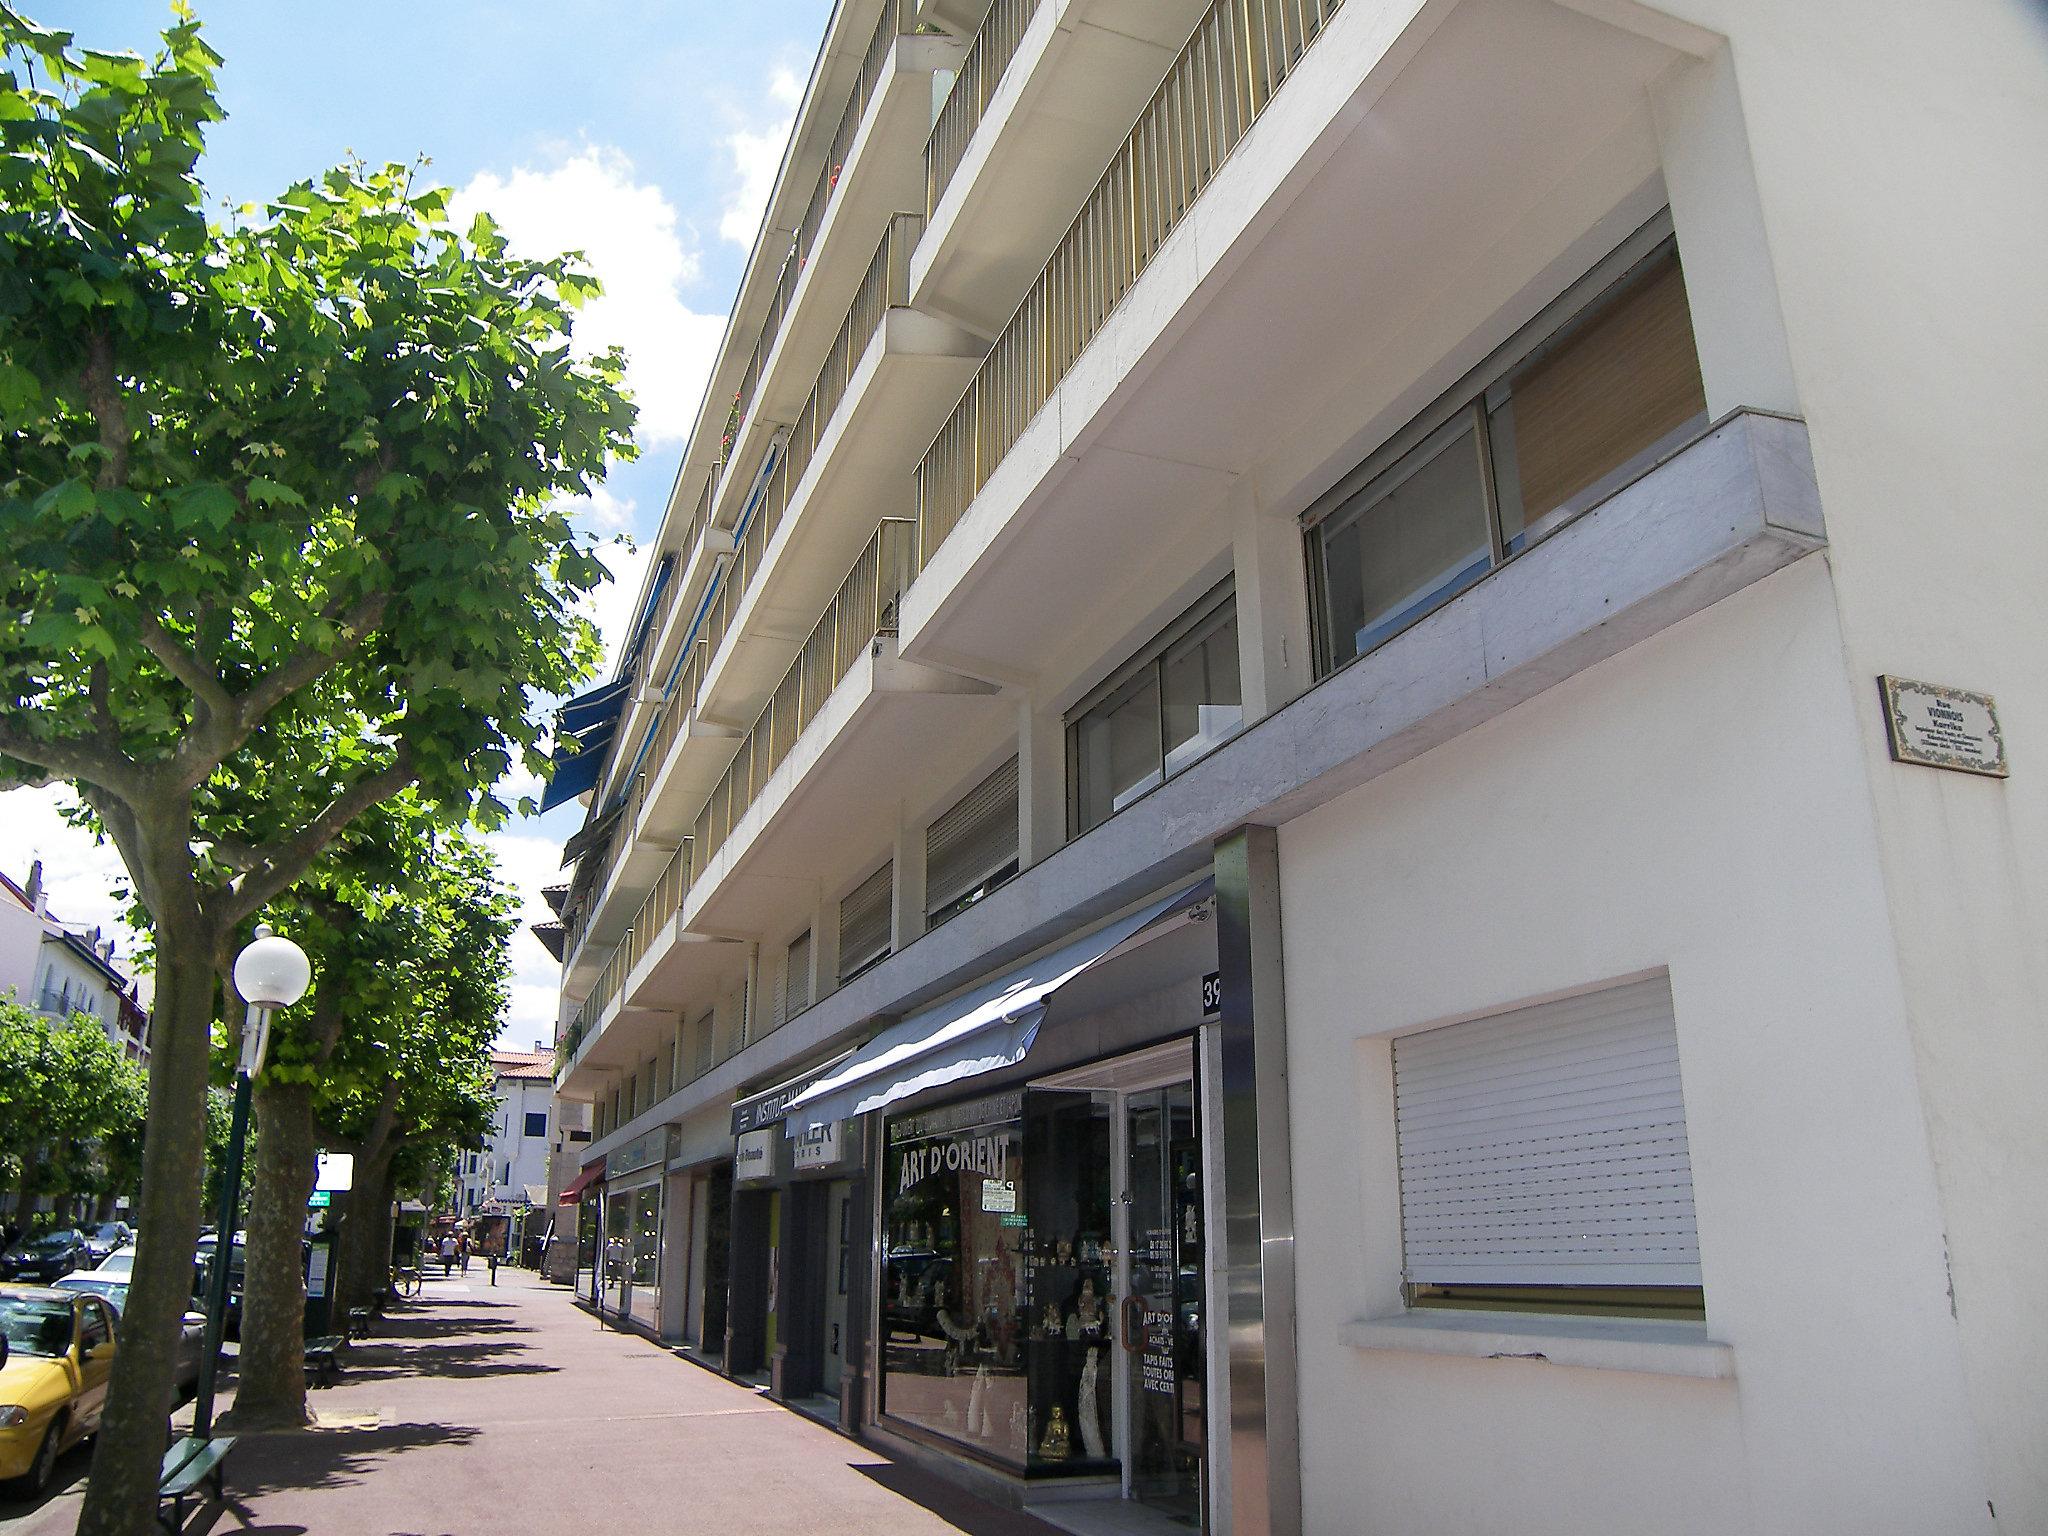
[[926, 757, 1019, 918], [838, 862, 894, 982], [1393, 974, 1699, 1289], [784, 931, 813, 1022]]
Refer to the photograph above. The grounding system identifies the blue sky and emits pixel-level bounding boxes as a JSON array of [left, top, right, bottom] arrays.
[[7, 0, 834, 1042]]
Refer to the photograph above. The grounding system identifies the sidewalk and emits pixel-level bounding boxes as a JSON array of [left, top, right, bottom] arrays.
[[3, 1267, 1061, 1535]]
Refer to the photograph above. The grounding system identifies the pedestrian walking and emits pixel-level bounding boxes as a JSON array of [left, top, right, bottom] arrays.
[[438, 1230, 456, 1277], [457, 1229, 471, 1274]]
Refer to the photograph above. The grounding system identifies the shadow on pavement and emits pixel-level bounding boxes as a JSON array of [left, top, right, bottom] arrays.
[[213, 1421, 483, 1502], [332, 1340, 557, 1383], [852, 1460, 1063, 1535]]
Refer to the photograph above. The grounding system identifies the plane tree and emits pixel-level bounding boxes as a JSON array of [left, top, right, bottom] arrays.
[[0, 12, 632, 1528]]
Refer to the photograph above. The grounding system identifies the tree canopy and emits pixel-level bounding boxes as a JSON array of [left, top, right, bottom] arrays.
[[0, 8, 636, 1526]]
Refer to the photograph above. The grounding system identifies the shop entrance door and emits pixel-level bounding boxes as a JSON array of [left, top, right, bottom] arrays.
[[1122, 1083, 1203, 1524]]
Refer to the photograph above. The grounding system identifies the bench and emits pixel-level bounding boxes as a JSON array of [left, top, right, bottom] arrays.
[[303, 1334, 346, 1387], [158, 1434, 233, 1532], [345, 1306, 372, 1341]]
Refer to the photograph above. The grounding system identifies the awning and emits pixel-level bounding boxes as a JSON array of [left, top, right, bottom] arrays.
[[558, 1159, 605, 1205], [557, 676, 631, 736], [784, 879, 1211, 1133], [559, 799, 626, 867], [530, 921, 566, 961]]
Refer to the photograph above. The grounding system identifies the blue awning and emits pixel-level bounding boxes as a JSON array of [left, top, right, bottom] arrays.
[[557, 676, 630, 736], [783, 879, 1212, 1133], [539, 716, 618, 812]]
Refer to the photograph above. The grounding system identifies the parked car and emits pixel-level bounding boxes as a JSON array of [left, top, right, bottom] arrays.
[[76, 1224, 130, 1265], [51, 1276, 206, 1398], [192, 1238, 246, 1340], [0, 1234, 86, 1285], [89, 1247, 134, 1279], [0, 1285, 118, 1496]]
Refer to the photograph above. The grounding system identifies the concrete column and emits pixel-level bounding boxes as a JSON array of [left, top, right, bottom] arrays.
[[1651, 46, 1801, 418], [1231, 478, 1315, 723], [892, 816, 927, 953], [1017, 693, 1067, 869], [812, 896, 841, 1003]]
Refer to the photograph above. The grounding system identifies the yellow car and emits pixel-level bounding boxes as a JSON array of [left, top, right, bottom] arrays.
[[0, 1285, 118, 1496]]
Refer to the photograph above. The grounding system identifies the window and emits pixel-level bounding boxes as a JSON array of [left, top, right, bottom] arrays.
[[1391, 975, 1702, 1316], [838, 863, 893, 983], [569, 1128, 592, 1144], [524, 1111, 548, 1139], [1309, 223, 1706, 676], [1068, 584, 1240, 835], [925, 758, 1019, 928], [780, 931, 813, 1027]]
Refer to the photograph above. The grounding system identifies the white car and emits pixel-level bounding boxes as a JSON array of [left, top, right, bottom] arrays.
[[91, 1248, 134, 1278]]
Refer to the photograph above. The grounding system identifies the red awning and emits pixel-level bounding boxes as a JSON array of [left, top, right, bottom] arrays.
[[558, 1159, 604, 1205]]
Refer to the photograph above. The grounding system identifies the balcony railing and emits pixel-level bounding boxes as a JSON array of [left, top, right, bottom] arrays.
[[726, 0, 917, 457], [918, 0, 1346, 560], [694, 517, 919, 869], [699, 212, 923, 669], [926, 0, 1046, 215], [573, 832, 696, 1036]]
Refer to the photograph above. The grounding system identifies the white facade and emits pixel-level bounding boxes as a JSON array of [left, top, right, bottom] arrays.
[[458, 1052, 559, 1214], [547, 0, 2046, 1530], [1, 864, 149, 1062]]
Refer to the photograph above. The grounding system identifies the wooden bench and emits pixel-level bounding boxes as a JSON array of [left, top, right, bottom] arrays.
[[158, 1434, 233, 1531], [303, 1333, 346, 1387], [345, 1306, 372, 1341]]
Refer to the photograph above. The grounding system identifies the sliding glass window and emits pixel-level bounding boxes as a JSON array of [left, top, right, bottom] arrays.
[[1308, 224, 1706, 676], [1069, 585, 1240, 836]]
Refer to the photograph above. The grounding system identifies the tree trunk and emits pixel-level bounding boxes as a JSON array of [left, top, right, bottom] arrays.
[[331, 1147, 395, 1323], [222, 1078, 317, 1430], [78, 947, 215, 1536]]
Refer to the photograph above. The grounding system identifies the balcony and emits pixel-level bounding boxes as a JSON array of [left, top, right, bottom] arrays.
[[712, 3, 965, 548], [692, 214, 985, 728], [912, 0, 1220, 336], [902, 0, 1695, 684], [685, 519, 1003, 937]]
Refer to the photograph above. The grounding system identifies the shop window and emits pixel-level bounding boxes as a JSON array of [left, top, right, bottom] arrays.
[[1308, 221, 1706, 676], [926, 758, 1020, 928], [1392, 974, 1704, 1317], [1068, 584, 1241, 836], [880, 1090, 1116, 1474], [838, 862, 894, 983]]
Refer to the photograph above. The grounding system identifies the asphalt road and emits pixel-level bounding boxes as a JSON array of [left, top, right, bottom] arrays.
[[1, 1267, 1061, 1535]]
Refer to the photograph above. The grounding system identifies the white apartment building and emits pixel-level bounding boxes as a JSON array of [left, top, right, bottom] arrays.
[[1, 862, 149, 1063], [457, 1049, 559, 1215], [545, 2, 2047, 1533]]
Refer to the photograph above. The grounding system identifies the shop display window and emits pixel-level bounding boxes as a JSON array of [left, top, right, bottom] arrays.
[[880, 1089, 1116, 1474], [602, 1191, 631, 1312], [630, 1184, 662, 1325]]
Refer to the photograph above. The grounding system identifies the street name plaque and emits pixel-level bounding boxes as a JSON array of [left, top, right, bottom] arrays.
[[1879, 676, 2008, 778]]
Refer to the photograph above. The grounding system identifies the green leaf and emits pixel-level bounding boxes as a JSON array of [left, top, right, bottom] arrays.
[[246, 476, 306, 508]]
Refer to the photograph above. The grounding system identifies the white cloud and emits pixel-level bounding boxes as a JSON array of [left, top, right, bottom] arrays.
[[485, 828, 572, 1050], [718, 65, 803, 250], [454, 146, 724, 446]]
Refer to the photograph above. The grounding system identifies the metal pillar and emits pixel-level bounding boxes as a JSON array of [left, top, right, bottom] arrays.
[[1211, 827, 1301, 1536]]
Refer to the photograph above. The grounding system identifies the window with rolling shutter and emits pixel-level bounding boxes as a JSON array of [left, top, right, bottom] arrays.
[[1392, 974, 1701, 1303], [784, 931, 812, 1022], [926, 758, 1019, 926], [838, 862, 893, 982]]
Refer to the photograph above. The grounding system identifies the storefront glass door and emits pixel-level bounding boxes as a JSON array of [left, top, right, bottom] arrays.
[[1123, 1083, 1203, 1523]]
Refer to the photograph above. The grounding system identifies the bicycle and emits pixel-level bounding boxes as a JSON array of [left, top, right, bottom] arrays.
[[391, 1264, 424, 1299]]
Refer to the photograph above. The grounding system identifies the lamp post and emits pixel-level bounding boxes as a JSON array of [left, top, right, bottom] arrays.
[[192, 925, 311, 1442]]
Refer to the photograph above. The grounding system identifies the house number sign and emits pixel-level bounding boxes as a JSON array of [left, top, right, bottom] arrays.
[[1879, 676, 2008, 778]]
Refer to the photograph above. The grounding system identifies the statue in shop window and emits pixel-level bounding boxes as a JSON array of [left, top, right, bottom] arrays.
[[1077, 1345, 1107, 1460], [1074, 1276, 1103, 1338], [1038, 1404, 1073, 1461]]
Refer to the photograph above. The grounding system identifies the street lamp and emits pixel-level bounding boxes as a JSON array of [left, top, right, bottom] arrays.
[[192, 925, 311, 1441]]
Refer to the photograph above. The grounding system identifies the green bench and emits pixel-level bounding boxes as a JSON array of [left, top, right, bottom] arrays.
[[158, 1434, 233, 1531], [303, 1333, 346, 1387]]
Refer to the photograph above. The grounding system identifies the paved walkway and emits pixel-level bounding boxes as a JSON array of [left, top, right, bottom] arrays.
[[3, 1268, 1061, 1535]]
